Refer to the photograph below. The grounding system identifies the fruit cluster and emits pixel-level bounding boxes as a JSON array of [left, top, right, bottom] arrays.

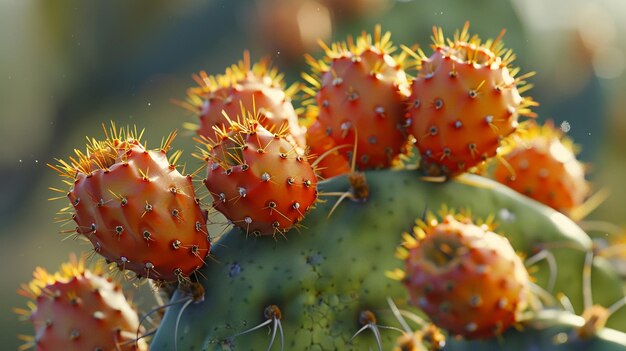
[[16, 23, 626, 351]]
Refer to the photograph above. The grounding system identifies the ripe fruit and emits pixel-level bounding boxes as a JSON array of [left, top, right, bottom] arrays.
[[398, 212, 530, 339], [16, 256, 147, 351], [303, 25, 410, 170], [49, 124, 210, 282], [305, 120, 351, 179], [185, 51, 305, 146], [493, 121, 589, 215], [405, 23, 537, 177], [197, 111, 318, 237]]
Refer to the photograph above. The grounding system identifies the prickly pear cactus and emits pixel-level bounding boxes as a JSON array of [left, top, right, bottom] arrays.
[[151, 170, 626, 350], [19, 22, 626, 351]]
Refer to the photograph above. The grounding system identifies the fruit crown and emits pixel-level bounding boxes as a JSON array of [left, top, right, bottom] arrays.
[[301, 24, 408, 125], [48, 122, 180, 180], [403, 22, 537, 118], [511, 120, 579, 154], [321, 24, 397, 59], [193, 107, 296, 169], [388, 207, 498, 280], [402, 208, 496, 247], [303, 24, 406, 77], [433, 22, 511, 66], [15, 255, 101, 312], [402, 22, 516, 71], [186, 51, 296, 104]]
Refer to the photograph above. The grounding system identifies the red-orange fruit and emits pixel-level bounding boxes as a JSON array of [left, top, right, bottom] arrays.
[[493, 121, 589, 215], [16, 256, 147, 351], [49, 125, 210, 282], [185, 51, 305, 146], [303, 25, 410, 171], [197, 111, 318, 237], [405, 23, 537, 177], [305, 120, 351, 179], [397, 212, 530, 339]]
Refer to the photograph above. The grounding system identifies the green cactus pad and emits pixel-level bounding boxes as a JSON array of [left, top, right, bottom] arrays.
[[151, 169, 625, 350]]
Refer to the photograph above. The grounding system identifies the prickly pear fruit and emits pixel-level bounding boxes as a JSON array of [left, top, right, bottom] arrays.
[[151, 170, 626, 350], [185, 51, 305, 146], [197, 111, 318, 236], [305, 120, 351, 179], [399, 212, 530, 338], [303, 25, 410, 170], [405, 23, 537, 177], [49, 125, 210, 282], [16, 256, 147, 351], [493, 121, 589, 215]]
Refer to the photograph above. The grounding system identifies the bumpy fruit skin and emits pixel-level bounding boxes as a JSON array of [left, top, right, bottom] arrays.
[[198, 113, 318, 236], [186, 51, 305, 146], [400, 213, 530, 339], [305, 120, 351, 179], [406, 23, 536, 176], [16, 257, 147, 351], [50, 127, 210, 282], [493, 121, 589, 215], [303, 25, 410, 171]]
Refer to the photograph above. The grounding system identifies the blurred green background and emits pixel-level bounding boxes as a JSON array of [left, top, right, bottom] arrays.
[[1, 0, 625, 349]]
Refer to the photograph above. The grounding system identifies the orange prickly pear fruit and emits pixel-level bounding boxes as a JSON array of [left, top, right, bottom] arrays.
[[493, 120, 590, 216], [405, 22, 537, 177], [398, 211, 530, 339], [185, 51, 306, 146], [49, 124, 210, 282], [302, 25, 411, 171], [15, 255, 148, 351], [305, 120, 351, 179], [197, 109, 318, 237]]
